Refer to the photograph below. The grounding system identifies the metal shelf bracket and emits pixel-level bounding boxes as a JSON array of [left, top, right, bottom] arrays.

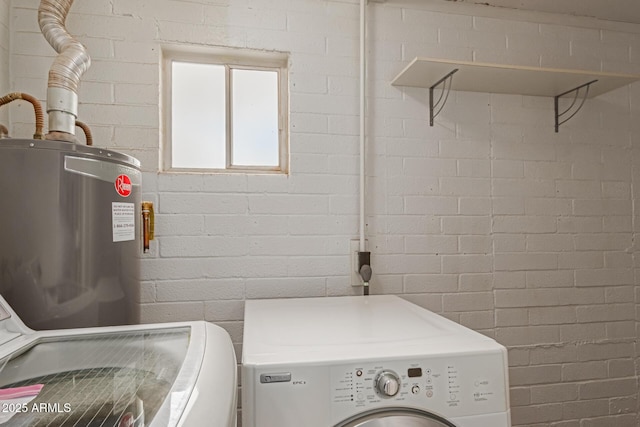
[[429, 69, 458, 126], [554, 80, 598, 132]]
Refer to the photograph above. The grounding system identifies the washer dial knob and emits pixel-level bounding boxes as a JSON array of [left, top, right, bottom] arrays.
[[375, 371, 401, 397]]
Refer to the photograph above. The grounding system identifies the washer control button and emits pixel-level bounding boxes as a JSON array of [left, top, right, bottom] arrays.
[[411, 385, 420, 394]]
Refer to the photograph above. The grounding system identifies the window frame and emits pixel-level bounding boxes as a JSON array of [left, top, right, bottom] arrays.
[[162, 45, 289, 174]]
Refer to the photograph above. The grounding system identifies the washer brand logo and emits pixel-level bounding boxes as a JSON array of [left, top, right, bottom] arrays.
[[115, 175, 132, 197], [293, 380, 306, 385]]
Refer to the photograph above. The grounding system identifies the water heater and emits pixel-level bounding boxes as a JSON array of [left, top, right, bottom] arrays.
[[0, 138, 141, 329]]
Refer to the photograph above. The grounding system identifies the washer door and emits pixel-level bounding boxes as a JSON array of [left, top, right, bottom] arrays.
[[335, 408, 457, 427]]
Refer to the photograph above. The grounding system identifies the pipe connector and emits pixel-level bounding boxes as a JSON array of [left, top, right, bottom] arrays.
[[0, 92, 45, 139], [75, 120, 93, 145], [47, 84, 78, 135], [358, 251, 372, 296]]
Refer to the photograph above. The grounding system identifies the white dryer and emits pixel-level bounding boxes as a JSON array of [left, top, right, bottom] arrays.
[[0, 295, 237, 427], [242, 295, 510, 427]]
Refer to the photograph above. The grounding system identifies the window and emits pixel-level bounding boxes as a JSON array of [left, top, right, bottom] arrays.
[[163, 46, 289, 173]]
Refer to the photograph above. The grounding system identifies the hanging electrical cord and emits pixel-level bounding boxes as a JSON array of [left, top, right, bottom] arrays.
[[0, 93, 45, 139], [75, 120, 93, 145]]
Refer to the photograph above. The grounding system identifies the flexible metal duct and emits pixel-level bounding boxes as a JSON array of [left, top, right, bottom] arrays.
[[38, 0, 91, 137]]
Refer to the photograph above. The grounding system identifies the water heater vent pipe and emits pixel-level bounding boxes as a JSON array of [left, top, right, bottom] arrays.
[[38, 0, 90, 137]]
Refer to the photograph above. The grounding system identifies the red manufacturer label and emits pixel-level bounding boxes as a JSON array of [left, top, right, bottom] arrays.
[[115, 174, 132, 197]]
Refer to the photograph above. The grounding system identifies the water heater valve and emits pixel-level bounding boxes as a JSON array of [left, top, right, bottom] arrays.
[[141, 201, 155, 253]]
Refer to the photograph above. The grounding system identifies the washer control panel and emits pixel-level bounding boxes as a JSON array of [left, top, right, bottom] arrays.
[[330, 351, 507, 421]]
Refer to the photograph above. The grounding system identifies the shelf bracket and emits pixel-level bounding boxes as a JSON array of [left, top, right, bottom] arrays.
[[554, 80, 598, 133], [429, 69, 458, 126]]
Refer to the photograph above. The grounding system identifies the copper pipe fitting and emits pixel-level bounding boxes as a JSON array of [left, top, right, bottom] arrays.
[[75, 120, 93, 146], [0, 93, 45, 139], [141, 202, 155, 253]]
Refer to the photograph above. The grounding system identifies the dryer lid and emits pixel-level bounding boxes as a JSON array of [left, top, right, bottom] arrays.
[[0, 294, 32, 347], [0, 326, 192, 426], [243, 295, 503, 365]]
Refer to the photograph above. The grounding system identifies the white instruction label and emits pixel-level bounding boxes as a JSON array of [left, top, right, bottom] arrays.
[[112, 202, 135, 242]]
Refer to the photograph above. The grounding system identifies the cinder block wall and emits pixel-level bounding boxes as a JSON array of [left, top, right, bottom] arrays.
[[7, 0, 640, 425]]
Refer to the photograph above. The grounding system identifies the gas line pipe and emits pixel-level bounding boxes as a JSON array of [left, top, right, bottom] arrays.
[[0, 93, 45, 139], [358, 0, 372, 294]]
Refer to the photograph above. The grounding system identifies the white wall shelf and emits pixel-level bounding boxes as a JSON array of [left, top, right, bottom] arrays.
[[391, 57, 640, 131]]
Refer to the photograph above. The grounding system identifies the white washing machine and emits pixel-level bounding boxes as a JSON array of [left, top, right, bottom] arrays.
[[242, 295, 511, 427], [0, 295, 237, 427]]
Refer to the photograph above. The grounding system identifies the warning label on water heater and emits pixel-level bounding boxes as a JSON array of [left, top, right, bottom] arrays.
[[112, 202, 135, 242]]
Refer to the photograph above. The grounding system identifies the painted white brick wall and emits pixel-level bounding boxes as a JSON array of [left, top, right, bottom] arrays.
[[7, 0, 640, 425]]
